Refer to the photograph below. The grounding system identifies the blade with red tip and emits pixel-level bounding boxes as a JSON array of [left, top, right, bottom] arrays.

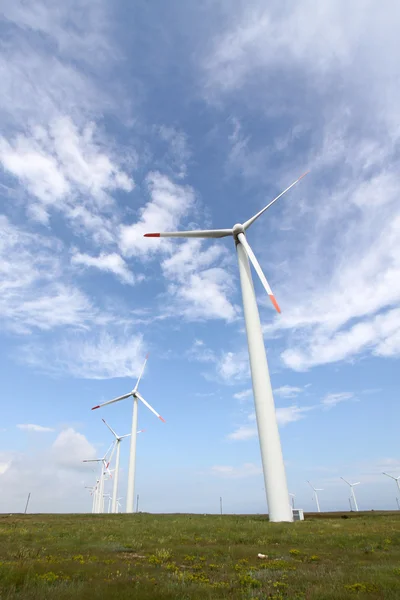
[[136, 392, 166, 422], [144, 229, 232, 239], [91, 391, 132, 411], [237, 232, 281, 314], [243, 171, 309, 230]]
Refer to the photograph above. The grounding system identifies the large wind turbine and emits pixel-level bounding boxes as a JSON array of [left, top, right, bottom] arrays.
[[307, 481, 323, 513], [144, 172, 308, 522], [341, 477, 360, 512], [92, 355, 165, 513]]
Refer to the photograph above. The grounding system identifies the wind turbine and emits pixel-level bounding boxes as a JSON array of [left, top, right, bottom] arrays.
[[144, 172, 309, 522], [92, 355, 165, 513], [341, 477, 360, 512], [307, 481, 323, 513], [382, 472, 400, 506], [289, 492, 295, 510], [101, 418, 132, 514]]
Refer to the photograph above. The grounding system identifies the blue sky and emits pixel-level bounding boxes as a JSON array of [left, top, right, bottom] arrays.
[[1, 0, 399, 514]]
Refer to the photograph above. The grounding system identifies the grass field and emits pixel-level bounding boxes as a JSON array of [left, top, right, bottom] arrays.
[[0, 512, 399, 599]]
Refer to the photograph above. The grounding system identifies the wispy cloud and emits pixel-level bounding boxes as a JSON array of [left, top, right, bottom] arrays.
[[273, 385, 302, 399], [19, 330, 145, 380], [0, 117, 134, 240], [0, 216, 96, 334], [71, 250, 137, 285], [17, 424, 55, 433], [120, 172, 195, 258], [321, 392, 355, 409]]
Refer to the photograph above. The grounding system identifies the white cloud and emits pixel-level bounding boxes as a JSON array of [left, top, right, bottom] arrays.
[[52, 428, 97, 468], [20, 330, 145, 380], [217, 351, 249, 382], [161, 239, 238, 322], [233, 389, 252, 401], [227, 426, 257, 441], [321, 392, 354, 409], [273, 385, 302, 399], [211, 463, 262, 478], [0, 428, 98, 512], [0, 216, 96, 334], [71, 250, 136, 285], [120, 172, 195, 257], [17, 424, 54, 433], [282, 308, 400, 371], [0, 117, 134, 235]]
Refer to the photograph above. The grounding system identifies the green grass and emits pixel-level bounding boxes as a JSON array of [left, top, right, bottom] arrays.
[[0, 512, 400, 599]]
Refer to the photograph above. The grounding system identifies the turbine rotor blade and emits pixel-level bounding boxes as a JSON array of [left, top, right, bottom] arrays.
[[243, 171, 309, 230], [144, 229, 232, 239], [120, 433, 131, 439], [340, 477, 351, 486], [237, 233, 281, 313], [134, 354, 149, 391], [136, 392, 166, 422], [91, 391, 132, 410], [102, 418, 119, 439]]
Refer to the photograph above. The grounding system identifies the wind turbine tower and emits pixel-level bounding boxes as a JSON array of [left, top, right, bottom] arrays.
[[307, 481, 323, 513], [341, 477, 360, 512]]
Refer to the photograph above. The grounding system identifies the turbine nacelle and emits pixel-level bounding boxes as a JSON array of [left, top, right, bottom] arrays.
[[232, 223, 245, 239]]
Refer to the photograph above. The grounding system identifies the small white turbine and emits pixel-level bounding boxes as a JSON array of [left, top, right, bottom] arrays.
[[307, 481, 323, 513], [101, 418, 132, 514], [341, 477, 360, 512], [382, 472, 400, 504], [92, 355, 165, 513], [144, 172, 308, 522]]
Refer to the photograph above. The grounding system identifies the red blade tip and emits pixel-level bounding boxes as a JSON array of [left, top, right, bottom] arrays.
[[159, 416, 166, 423], [145, 353, 150, 359], [91, 405, 100, 410], [144, 233, 160, 237], [299, 170, 310, 180], [269, 295, 281, 314]]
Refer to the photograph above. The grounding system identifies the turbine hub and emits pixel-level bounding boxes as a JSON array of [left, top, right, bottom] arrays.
[[232, 223, 244, 239]]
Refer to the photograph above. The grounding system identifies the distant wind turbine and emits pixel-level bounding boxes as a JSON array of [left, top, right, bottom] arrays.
[[83, 442, 114, 513], [341, 477, 360, 512], [101, 418, 132, 514], [92, 355, 165, 513], [382, 472, 400, 498], [144, 172, 309, 522], [307, 481, 323, 513], [289, 493, 295, 510]]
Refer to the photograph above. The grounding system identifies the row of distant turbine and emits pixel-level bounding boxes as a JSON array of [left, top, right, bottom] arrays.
[[83, 354, 165, 514], [303, 474, 400, 513]]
